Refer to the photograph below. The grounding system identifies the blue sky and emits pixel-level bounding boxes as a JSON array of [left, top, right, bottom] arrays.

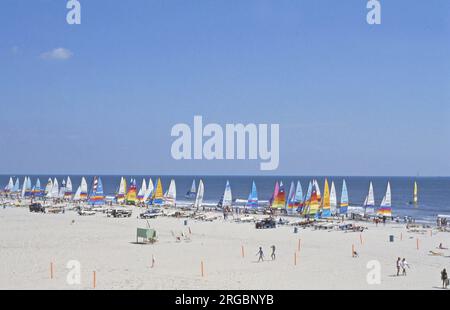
[[0, 0, 449, 176]]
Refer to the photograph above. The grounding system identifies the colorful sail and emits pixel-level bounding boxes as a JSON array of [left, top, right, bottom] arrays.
[[363, 181, 375, 214], [73, 186, 82, 201], [116, 177, 127, 203], [271, 181, 286, 209], [137, 179, 147, 201], [64, 177, 73, 199], [330, 181, 337, 215], [21, 177, 28, 198], [88, 176, 105, 205], [306, 190, 320, 216], [164, 179, 176, 207], [49, 178, 59, 198], [185, 179, 197, 199], [80, 177, 88, 200], [59, 179, 66, 198], [193, 179, 204, 210], [151, 178, 164, 205], [377, 181, 392, 217], [314, 180, 322, 201], [413, 181, 418, 204], [286, 181, 296, 214], [302, 181, 313, 215], [126, 179, 138, 205], [321, 179, 331, 217], [340, 179, 349, 214], [32, 178, 42, 197], [246, 181, 258, 209], [143, 178, 154, 201]]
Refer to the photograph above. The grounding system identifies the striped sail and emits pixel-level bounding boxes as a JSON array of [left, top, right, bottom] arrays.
[[286, 181, 296, 214], [330, 181, 337, 215], [307, 190, 320, 216], [194, 179, 204, 210], [340, 179, 349, 214], [302, 181, 313, 215], [80, 177, 88, 200], [321, 179, 331, 218], [151, 178, 164, 205], [137, 179, 147, 201], [64, 177, 73, 198], [143, 178, 154, 202], [377, 182, 392, 216], [126, 179, 138, 205], [293, 181, 303, 213], [32, 178, 42, 197], [185, 179, 197, 199], [88, 176, 105, 205], [116, 177, 127, 202], [272, 181, 286, 209], [246, 181, 258, 209], [164, 179, 176, 207]]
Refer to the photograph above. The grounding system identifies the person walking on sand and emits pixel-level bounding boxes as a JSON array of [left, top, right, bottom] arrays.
[[270, 245, 276, 260], [256, 247, 264, 262], [401, 258, 410, 276], [396, 257, 401, 276], [441, 268, 448, 289]]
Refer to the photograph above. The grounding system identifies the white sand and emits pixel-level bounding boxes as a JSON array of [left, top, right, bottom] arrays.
[[0, 207, 449, 290]]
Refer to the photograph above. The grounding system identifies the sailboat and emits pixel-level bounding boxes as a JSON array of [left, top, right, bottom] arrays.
[[294, 181, 303, 213], [137, 179, 147, 201], [116, 177, 127, 203], [151, 178, 164, 206], [185, 179, 197, 199], [314, 180, 322, 202], [126, 179, 138, 205], [164, 179, 176, 207], [409, 181, 418, 205], [217, 180, 232, 209], [21, 177, 28, 198], [302, 181, 313, 216], [339, 179, 349, 214], [32, 178, 42, 197], [363, 182, 375, 215], [143, 179, 154, 202], [88, 176, 105, 205], [271, 181, 286, 210], [193, 179, 204, 210], [377, 181, 392, 217], [320, 179, 331, 218], [330, 181, 337, 216], [12, 178, 20, 194], [80, 177, 88, 200], [59, 179, 66, 198], [306, 189, 320, 217], [4, 177, 14, 193], [48, 178, 59, 198], [286, 181, 296, 215], [44, 178, 53, 196], [64, 177, 73, 199], [246, 181, 258, 209], [73, 186, 82, 201]]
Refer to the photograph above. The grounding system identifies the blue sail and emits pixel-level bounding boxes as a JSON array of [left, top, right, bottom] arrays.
[[246, 181, 258, 209], [88, 176, 105, 205], [294, 181, 303, 213], [340, 179, 349, 214], [12, 178, 20, 193]]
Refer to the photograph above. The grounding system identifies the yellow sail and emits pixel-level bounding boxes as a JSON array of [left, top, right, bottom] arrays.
[[152, 178, 164, 204], [307, 192, 320, 216], [125, 179, 137, 205], [321, 179, 331, 217]]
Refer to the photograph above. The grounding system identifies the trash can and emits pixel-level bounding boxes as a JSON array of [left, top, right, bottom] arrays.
[[389, 235, 394, 242], [294, 227, 298, 234], [184, 220, 188, 226]]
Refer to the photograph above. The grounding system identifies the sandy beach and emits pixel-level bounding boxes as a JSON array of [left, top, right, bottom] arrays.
[[0, 206, 448, 290]]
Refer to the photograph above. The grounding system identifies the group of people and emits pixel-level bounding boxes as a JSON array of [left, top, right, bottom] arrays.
[[396, 257, 410, 276], [256, 245, 276, 262]]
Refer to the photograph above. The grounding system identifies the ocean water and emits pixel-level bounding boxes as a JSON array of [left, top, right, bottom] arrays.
[[1, 175, 449, 223]]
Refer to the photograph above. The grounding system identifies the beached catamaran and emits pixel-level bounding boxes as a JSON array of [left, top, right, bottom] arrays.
[[193, 179, 204, 210], [306, 189, 320, 217], [44, 178, 52, 196], [80, 177, 88, 200], [137, 179, 147, 201], [320, 179, 331, 217], [64, 177, 73, 199], [363, 181, 375, 215], [246, 181, 258, 210], [377, 181, 392, 217], [286, 181, 296, 214], [164, 179, 176, 207], [185, 179, 197, 199], [116, 177, 127, 203], [151, 178, 164, 206], [59, 179, 66, 198], [217, 180, 232, 209], [340, 179, 349, 214], [301, 181, 312, 215], [271, 181, 286, 210], [143, 178, 154, 202], [126, 179, 137, 205], [48, 178, 59, 198], [88, 176, 105, 205], [330, 181, 337, 216], [412, 181, 418, 205], [3, 177, 14, 193], [294, 181, 303, 213], [32, 178, 42, 197]]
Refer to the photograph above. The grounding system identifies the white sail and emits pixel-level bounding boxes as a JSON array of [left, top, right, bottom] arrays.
[[194, 179, 204, 209], [137, 179, 147, 199], [65, 177, 73, 197], [73, 186, 81, 201], [413, 181, 418, 204], [51, 178, 59, 198], [330, 181, 337, 215], [222, 180, 232, 208], [364, 182, 375, 206], [5, 177, 14, 191], [164, 179, 177, 207], [314, 179, 321, 197], [45, 178, 53, 196], [381, 182, 391, 207], [59, 179, 66, 198], [21, 177, 28, 198], [80, 177, 88, 196], [143, 178, 154, 201]]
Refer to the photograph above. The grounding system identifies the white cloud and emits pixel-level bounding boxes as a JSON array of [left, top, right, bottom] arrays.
[[40, 47, 73, 60]]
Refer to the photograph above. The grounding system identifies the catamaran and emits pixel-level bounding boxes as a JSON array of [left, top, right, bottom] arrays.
[[143, 178, 154, 202], [151, 178, 164, 206], [80, 177, 88, 200], [410, 181, 418, 205], [88, 176, 105, 205], [320, 179, 331, 218], [44, 178, 53, 196], [73, 185, 82, 201], [330, 181, 337, 216], [137, 179, 147, 201], [286, 181, 296, 215], [245, 181, 258, 210], [3, 177, 14, 193], [32, 178, 43, 197], [116, 177, 127, 203], [126, 179, 137, 205], [193, 179, 204, 210], [377, 181, 392, 217], [271, 181, 286, 210], [64, 177, 73, 199], [339, 179, 349, 214], [164, 179, 176, 207], [301, 181, 313, 215], [185, 179, 197, 199], [363, 181, 375, 215]]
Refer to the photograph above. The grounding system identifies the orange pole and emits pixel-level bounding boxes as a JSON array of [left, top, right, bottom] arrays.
[[294, 252, 297, 266], [201, 261, 204, 277], [50, 262, 54, 279], [360, 234, 363, 245], [241, 245, 245, 258], [93, 271, 96, 289], [416, 238, 419, 250]]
